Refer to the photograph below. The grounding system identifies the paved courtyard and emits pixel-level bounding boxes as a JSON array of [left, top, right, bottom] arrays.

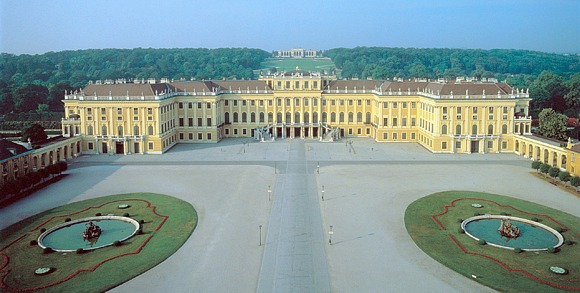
[[1, 138, 579, 293]]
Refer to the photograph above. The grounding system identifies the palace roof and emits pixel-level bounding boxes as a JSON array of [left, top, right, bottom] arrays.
[[0, 139, 29, 161]]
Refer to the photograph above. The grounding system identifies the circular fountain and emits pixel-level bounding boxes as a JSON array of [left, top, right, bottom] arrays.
[[461, 215, 564, 251], [38, 216, 140, 252]]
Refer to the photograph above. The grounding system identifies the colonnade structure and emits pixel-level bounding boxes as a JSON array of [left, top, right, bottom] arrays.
[[1, 136, 81, 185]]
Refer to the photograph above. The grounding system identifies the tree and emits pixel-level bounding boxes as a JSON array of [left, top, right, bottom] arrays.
[[529, 71, 567, 114], [12, 84, 49, 113], [558, 170, 571, 182], [548, 166, 560, 179], [48, 82, 74, 112], [537, 108, 568, 140], [540, 163, 550, 176], [21, 123, 47, 144], [531, 160, 541, 172], [36, 103, 49, 115], [570, 176, 580, 191], [564, 73, 580, 110]]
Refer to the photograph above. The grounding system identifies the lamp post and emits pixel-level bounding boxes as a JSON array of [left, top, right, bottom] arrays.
[[259, 225, 262, 246], [322, 185, 325, 201], [268, 185, 271, 201], [317, 162, 320, 174], [329, 225, 333, 245]]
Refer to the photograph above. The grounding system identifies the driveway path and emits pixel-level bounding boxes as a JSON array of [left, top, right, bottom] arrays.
[[257, 139, 331, 293]]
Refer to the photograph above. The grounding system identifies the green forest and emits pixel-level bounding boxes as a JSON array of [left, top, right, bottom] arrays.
[[0, 47, 579, 121]]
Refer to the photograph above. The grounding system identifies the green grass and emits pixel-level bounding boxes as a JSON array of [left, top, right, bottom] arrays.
[[0, 193, 197, 293], [405, 191, 579, 292], [255, 58, 340, 77]]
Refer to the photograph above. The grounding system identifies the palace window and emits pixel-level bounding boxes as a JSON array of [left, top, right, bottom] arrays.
[[189, 133, 193, 140], [442, 142, 447, 149], [472, 125, 478, 135], [502, 141, 507, 149], [198, 118, 203, 126], [242, 100, 247, 106], [260, 112, 265, 123], [268, 112, 273, 123], [331, 112, 336, 123], [383, 102, 388, 108], [339, 112, 345, 122], [488, 124, 493, 135], [487, 141, 493, 149], [411, 102, 416, 108], [304, 81, 309, 88], [207, 133, 212, 140], [383, 118, 388, 126], [101, 108, 106, 115], [148, 125, 154, 135], [402, 133, 407, 140], [148, 108, 152, 114], [179, 103, 183, 109], [87, 108, 92, 114], [348, 112, 354, 122], [233, 112, 238, 123], [198, 103, 202, 109], [286, 81, 290, 88], [295, 112, 301, 123], [251, 112, 256, 123], [455, 141, 461, 149], [402, 118, 407, 127], [88, 142, 94, 150], [442, 125, 447, 135], [502, 124, 507, 134], [189, 117, 194, 126], [455, 125, 461, 135], [392, 118, 397, 127], [87, 126, 93, 135], [411, 117, 416, 126], [207, 118, 211, 126], [207, 102, 211, 109], [365, 112, 371, 124], [340, 99, 344, 106], [393, 102, 397, 108], [242, 112, 247, 123], [179, 118, 184, 127], [393, 133, 398, 140], [313, 81, 318, 89], [259, 100, 264, 107], [198, 133, 203, 140], [383, 133, 388, 140], [402, 102, 407, 108], [189, 103, 193, 109]]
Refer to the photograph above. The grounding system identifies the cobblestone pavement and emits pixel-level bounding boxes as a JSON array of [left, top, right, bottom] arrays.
[[1, 138, 578, 293]]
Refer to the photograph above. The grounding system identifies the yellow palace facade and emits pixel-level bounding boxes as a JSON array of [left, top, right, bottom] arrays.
[[62, 71, 532, 155]]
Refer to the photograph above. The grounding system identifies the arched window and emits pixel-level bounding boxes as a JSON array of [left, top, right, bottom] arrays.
[[285, 112, 291, 123], [502, 124, 507, 134], [313, 112, 319, 123], [102, 125, 107, 136], [225, 112, 230, 124], [118, 126, 123, 136], [472, 124, 477, 135], [340, 112, 345, 122], [134, 125, 139, 135], [304, 112, 309, 124], [322, 112, 328, 123], [148, 125, 154, 135], [487, 124, 493, 135], [357, 112, 362, 122], [233, 112, 239, 123], [365, 112, 371, 124], [348, 112, 354, 122], [268, 112, 273, 123], [242, 112, 247, 123], [277, 112, 282, 123], [259, 112, 264, 123], [87, 125, 93, 135], [455, 125, 461, 135], [295, 112, 300, 123], [251, 112, 256, 123], [331, 112, 336, 123], [442, 125, 447, 135]]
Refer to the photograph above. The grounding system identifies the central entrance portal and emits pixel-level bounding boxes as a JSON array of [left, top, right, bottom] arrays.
[[115, 142, 124, 154], [470, 141, 479, 153]]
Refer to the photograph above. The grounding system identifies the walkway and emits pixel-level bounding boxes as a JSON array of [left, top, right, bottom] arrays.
[[257, 139, 331, 293]]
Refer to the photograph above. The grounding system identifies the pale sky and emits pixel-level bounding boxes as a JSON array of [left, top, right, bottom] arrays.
[[1, 0, 578, 55]]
